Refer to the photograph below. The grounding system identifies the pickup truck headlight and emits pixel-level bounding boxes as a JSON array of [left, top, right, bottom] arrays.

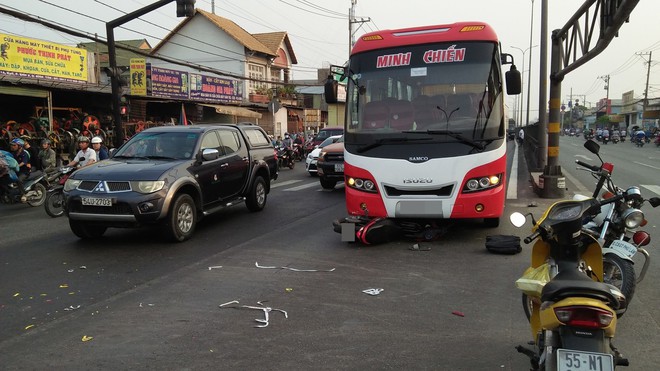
[[64, 179, 82, 192], [132, 180, 165, 194]]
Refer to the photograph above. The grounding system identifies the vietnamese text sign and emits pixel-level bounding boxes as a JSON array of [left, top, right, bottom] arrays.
[[190, 73, 242, 104], [149, 65, 189, 99], [130, 58, 147, 96], [0, 33, 88, 82]]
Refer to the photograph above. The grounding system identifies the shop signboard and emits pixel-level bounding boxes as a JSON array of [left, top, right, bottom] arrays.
[[189, 73, 242, 104], [148, 65, 189, 99], [129, 58, 147, 96], [0, 33, 88, 82]]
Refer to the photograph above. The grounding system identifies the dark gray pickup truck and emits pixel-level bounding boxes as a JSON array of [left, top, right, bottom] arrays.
[[63, 123, 278, 242]]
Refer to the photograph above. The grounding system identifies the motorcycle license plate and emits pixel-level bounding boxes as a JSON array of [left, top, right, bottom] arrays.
[[334, 163, 344, 172], [81, 197, 112, 207], [557, 349, 613, 371], [607, 240, 637, 258]]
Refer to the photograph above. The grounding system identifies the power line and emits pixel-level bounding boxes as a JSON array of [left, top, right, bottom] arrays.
[[277, 0, 346, 19]]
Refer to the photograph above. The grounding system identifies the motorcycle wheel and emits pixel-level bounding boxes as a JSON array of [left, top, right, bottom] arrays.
[[603, 254, 636, 311], [44, 190, 65, 218], [27, 183, 47, 207], [288, 161, 295, 169]]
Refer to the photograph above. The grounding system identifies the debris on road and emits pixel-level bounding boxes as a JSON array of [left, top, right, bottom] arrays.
[[208, 265, 223, 270], [452, 310, 465, 317], [81, 335, 93, 342], [219, 300, 288, 328], [255, 261, 336, 272], [409, 243, 431, 251], [362, 288, 384, 296], [64, 305, 81, 311]]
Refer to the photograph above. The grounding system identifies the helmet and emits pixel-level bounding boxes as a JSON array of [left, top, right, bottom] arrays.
[[91, 136, 103, 144], [11, 138, 25, 147], [41, 139, 51, 145], [78, 136, 90, 143]]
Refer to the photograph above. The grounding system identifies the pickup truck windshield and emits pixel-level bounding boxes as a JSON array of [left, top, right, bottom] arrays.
[[115, 132, 199, 160]]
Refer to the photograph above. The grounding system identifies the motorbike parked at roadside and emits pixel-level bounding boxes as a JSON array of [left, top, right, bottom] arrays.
[[44, 166, 75, 217], [573, 140, 660, 315], [512, 196, 630, 370]]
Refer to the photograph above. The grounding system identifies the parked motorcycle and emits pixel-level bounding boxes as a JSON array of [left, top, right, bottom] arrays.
[[573, 139, 660, 314], [44, 166, 75, 217], [0, 170, 48, 206], [512, 196, 630, 370], [276, 145, 295, 169]]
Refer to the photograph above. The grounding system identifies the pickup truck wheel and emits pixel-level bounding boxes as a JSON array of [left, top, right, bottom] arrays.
[[246, 176, 267, 212], [320, 177, 337, 190], [166, 194, 196, 242], [70, 219, 107, 239]]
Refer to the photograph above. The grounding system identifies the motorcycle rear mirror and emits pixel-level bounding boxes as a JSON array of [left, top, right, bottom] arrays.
[[648, 197, 660, 208], [583, 139, 600, 155], [509, 212, 527, 227]]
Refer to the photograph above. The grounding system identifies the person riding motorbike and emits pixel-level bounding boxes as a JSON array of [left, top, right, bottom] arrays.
[[22, 136, 40, 171], [10, 138, 30, 194], [91, 136, 109, 161], [68, 136, 97, 168], [38, 138, 57, 174], [282, 133, 293, 149]]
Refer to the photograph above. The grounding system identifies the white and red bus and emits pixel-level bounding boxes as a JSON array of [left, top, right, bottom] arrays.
[[326, 22, 521, 241]]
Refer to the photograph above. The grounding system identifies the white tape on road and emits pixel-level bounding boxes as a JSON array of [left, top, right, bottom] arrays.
[[507, 144, 518, 199]]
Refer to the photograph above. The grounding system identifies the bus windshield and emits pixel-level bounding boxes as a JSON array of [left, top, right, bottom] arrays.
[[345, 41, 504, 151]]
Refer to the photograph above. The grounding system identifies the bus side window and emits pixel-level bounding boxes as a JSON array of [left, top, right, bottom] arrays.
[[362, 101, 388, 130], [389, 100, 414, 131]]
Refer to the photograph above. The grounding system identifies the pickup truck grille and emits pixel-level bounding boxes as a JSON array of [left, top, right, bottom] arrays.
[[69, 200, 133, 215], [107, 182, 131, 192], [325, 153, 344, 162], [77, 181, 132, 192]]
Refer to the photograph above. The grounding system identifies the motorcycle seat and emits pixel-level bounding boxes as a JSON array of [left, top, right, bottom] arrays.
[[541, 268, 620, 309]]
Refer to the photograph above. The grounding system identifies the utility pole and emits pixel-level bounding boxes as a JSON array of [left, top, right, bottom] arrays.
[[641, 51, 652, 126], [348, 0, 370, 54]]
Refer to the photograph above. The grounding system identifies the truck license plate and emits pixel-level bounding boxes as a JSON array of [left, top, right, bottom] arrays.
[[557, 349, 613, 371], [334, 163, 344, 172], [81, 197, 112, 207]]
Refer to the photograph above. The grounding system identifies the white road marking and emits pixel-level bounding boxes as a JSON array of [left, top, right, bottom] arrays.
[[284, 182, 321, 191], [270, 180, 302, 189], [561, 167, 590, 194], [641, 185, 660, 197], [574, 154, 593, 161], [507, 144, 518, 199], [634, 161, 660, 171]]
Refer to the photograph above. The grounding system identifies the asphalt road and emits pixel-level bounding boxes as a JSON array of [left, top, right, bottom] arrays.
[[0, 138, 658, 370]]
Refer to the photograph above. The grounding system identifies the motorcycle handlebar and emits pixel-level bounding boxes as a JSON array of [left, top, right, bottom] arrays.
[[524, 231, 540, 244], [575, 159, 600, 172]]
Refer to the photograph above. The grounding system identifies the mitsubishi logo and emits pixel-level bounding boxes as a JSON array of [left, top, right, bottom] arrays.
[[94, 182, 106, 193]]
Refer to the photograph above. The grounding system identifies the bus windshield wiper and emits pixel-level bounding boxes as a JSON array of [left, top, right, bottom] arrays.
[[357, 137, 432, 153], [423, 130, 486, 151]]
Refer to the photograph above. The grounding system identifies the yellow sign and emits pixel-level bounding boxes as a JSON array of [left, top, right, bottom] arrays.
[[0, 33, 88, 81], [129, 58, 147, 96]]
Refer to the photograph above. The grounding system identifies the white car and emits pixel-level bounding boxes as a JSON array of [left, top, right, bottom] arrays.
[[305, 135, 342, 176]]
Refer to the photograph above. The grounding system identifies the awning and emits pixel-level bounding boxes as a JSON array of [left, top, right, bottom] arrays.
[[200, 104, 262, 119]]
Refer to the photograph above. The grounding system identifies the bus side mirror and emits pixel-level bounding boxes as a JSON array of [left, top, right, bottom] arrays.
[[505, 65, 522, 95], [324, 75, 338, 104]]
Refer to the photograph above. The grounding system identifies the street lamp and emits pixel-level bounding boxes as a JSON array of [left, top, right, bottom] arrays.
[[511, 45, 538, 127]]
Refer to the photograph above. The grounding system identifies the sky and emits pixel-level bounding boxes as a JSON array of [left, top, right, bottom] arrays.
[[1, 0, 658, 123]]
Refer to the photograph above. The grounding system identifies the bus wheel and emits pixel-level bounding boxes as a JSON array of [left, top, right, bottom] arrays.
[[484, 217, 500, 228]]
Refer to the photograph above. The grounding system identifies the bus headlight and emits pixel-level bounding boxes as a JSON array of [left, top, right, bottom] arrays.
[[463, 173, 502, 193], [347, 176, 378, 193]]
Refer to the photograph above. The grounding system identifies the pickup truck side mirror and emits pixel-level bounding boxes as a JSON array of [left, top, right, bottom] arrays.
[[202, 148, 219, 161]]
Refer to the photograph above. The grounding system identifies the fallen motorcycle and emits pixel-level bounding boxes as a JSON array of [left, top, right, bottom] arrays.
[[44, 166, 75, 217], [573, 139, 660, 315], [512, 197, 630, 370]]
